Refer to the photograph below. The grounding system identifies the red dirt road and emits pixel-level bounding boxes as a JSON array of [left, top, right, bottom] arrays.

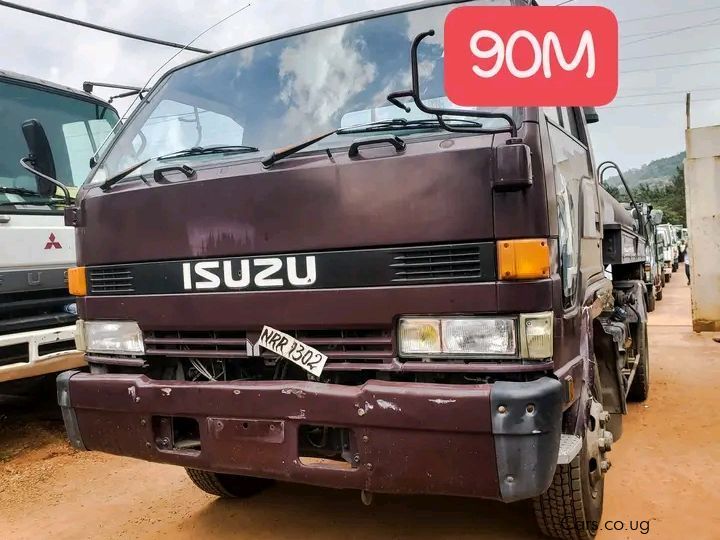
[[1, 276, 718, 539]]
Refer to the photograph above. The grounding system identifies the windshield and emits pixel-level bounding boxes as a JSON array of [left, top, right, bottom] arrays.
[[0, 79, 119, 210], [92, 0, 516, 183]]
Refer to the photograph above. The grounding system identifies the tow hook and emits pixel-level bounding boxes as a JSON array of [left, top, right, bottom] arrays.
[[360, 490, 374, 506]]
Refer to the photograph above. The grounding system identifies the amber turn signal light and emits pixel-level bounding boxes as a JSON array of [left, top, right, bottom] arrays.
[[67, 266, 87, 296], [497, 239, 550, 280]]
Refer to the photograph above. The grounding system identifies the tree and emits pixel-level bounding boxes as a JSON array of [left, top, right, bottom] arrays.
[[601, 182, 623, 201], [605, 166, 686, 225]]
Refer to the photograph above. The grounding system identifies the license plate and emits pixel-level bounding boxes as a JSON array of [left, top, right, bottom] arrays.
[[257, 326, 328, 377]]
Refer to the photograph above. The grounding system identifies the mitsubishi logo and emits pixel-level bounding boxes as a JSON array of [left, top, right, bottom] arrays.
[[44, 233, 62, 250]]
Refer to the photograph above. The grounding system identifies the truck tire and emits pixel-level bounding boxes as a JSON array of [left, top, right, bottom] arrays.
[[646, 289, 656, 313], [628, 324, 650, 402], [185, 468, 273, 498], [533, 400, 609, 540]]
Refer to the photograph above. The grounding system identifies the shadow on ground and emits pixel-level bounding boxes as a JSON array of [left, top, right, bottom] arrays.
[[178, 482, 544, 540]]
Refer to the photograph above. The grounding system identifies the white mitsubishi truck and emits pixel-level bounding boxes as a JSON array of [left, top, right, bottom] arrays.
[[0, 70, 119, 392]]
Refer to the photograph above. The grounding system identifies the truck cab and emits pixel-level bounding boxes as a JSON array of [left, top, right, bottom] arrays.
[[57, 2, 649, 538], [655, 224, 677, 280], [0, 70, 118, 388], [621, 202, 664, 309]]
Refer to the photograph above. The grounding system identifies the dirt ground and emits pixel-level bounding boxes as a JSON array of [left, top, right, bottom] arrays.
[[1, 275, 718, 540]]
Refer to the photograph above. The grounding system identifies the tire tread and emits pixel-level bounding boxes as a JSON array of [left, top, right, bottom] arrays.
[[185, 468, 272, 498], [533, 457, 595, 540]]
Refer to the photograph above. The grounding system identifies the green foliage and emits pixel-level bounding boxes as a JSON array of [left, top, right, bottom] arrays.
[[602, 166, 686, 225], [603, 152, 686, 189], [601, 182, 623, 201], [628, 166, 686, 225]]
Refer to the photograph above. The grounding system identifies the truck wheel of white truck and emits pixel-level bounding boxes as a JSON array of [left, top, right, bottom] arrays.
[[533, 398, 610, 540], [185, 468, 274, 498]]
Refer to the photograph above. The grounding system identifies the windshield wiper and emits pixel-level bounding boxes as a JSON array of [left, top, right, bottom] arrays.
[[262, 130, 338, 168], [0, 186, 41, 197], [0, 186, 67, 207], [101, 145, 261, 191], [100, 158, 153, 191], [263, 118, 488, 168], [337, 118, 483, 135], [157, 145, 259, 161]]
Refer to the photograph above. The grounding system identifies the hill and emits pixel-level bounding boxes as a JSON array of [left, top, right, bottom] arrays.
[[603, 151, 685, 189]]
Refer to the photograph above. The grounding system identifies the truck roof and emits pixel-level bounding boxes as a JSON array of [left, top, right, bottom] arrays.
[[0, 69, 115, 110], [150, 0, 533, 96]]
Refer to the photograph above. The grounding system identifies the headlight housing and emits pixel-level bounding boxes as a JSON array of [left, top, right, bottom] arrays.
[[79, 320, 145, 355], [398, 313, 553, 359], [399, 317, 517, 357]]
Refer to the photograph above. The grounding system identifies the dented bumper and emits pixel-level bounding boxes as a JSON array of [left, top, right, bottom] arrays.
[[57, 371, 562, 502]]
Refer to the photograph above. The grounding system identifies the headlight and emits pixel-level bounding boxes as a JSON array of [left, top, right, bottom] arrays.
[[81, 320, 144, 355], [399, 317, 516, 357], [442, 318, 516, 355]]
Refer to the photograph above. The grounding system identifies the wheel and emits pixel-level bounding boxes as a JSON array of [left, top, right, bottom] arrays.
[[185, 468, 274, 498], [533, 399, 611, 540], [655, 287, 663, 301], [672, 262, 678, 272], [664, 273, 670, 283], [646, 289, 656, 313], [628, 323, 650, 402]]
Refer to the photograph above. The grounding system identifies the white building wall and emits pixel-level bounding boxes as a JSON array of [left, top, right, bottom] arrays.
[[685, 125, 720, 332]]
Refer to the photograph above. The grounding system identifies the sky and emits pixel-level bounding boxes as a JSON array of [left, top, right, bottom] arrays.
[[1, 0, 719, 170]]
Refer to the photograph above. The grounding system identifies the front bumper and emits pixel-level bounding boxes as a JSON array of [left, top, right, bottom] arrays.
[[57, 372, 562, 502]]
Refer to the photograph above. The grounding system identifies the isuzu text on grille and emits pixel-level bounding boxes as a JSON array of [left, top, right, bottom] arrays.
[[182, 256, 317, 290]]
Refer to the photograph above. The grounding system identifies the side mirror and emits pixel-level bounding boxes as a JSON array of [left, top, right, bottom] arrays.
[[21, 119, 57, 197], [650, 209, 663, 226], [584, 107, 599, 124]]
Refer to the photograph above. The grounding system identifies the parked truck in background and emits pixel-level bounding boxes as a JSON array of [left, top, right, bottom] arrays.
[[0, 70, 119, 392], [598, 163, 664, 311], [626, 203, 664, 310], [56, 2, 651, 539], [656, 224, 678, 279]]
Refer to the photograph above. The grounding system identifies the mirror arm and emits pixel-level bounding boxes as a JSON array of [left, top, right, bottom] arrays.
[[387, 90, 413, 113], [387, 30, 519, 138], [408, 30, 518, 138], [598, 160, 646, 237], [19, 157, 72, 205]]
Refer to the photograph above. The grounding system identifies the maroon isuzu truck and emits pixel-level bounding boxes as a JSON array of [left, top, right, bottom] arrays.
[[59, 1, 650, 538]]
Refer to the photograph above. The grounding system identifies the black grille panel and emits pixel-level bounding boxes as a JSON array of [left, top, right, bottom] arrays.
[[88, 267, 135, 294], [391, 244, 491, 282], [85, 242, 495, 296], [143, 329, 393, 364]]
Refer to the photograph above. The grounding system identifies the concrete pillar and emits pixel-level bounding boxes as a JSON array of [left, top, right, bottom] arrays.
[[684, 125, 720, 332]]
